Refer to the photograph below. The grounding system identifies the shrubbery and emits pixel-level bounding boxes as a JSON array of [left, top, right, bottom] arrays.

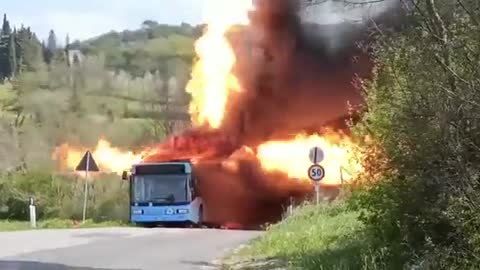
[[349, 1, 480, 268], [0, 171, 129, 223], [232, 202, 391, 270]]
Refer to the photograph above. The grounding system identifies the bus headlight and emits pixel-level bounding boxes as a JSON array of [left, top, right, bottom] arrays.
[[177, 209, 189, 214], [165, 208, 175, 215], [133, 209, 143, 215]]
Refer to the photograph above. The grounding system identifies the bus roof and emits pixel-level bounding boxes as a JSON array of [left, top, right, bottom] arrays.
[[131, 161, 192, 174], [132, 160, 192, 167]]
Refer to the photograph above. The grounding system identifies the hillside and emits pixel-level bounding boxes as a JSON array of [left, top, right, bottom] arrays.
[[77, 21, 205, 77], [0, 17, 204, 221], [0, 16, 201, 172]]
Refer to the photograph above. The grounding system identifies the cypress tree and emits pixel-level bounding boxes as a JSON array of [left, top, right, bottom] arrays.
[[0, 36, 8, 80], [0, 14, 10, 79], [65, 34, 70, 50], [47, 30, 57, 52], [70, 59, 84, 116], [65, 34, 71, 67], [42, 40, 51, 65], [44, 30, 57, 64], [15, 28, 26, 74], [8, 32, 17, 78], [1, 14, 11, 36]]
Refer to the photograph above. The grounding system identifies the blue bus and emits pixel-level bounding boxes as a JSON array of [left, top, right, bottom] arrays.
[[122, 160, 204, 227]]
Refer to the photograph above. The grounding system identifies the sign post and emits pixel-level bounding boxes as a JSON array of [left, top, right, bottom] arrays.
[[308, 164, 325, 205], [288, 196, 293, 216], [75, 151, 99, 223], [308, 146, 326, 205]]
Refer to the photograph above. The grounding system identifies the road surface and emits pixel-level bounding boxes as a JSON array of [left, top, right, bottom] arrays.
[[0, 227, 262, 270]]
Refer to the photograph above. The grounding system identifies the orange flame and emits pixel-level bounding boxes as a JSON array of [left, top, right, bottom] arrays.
[[257, 133, 361, 185], [52, 139, 145, 175], [51, 0, 363, 187], [186, 0, 253, 128]]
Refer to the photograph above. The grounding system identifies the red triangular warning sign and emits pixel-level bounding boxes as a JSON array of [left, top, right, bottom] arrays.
[[75, 151, 99, 172]]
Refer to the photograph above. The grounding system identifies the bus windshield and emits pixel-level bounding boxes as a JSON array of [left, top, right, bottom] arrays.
[[133, 174, 188, 203]]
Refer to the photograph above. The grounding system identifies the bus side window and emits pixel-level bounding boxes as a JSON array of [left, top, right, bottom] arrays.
[[190, 177, 198, 199], [189, 177, 195, 199]]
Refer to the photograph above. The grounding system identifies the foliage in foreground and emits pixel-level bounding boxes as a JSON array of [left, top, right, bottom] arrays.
[[350, 1, 480, 268], [234, 203, 388, 270]]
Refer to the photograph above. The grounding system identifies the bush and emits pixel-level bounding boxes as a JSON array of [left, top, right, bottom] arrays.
[[0, 171, 129, 222], [235, 202, 390, 270], [350, 1, 480, 268]]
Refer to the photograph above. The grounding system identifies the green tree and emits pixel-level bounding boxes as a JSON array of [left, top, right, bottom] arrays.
[[353, 0, 480, 268], [142, 20, 159, 39], [8, 31, 17, 78], [44, 30, 57, 64], [47, 30, 57, 52], [0, 35, 8, 80], [1, 14, 11, 36], [15, 28, 26, 74], [142, 20, 159, 29], [65, 34, 70, 50], [68, 54, 84, 116], [20, 29, 44, 72]]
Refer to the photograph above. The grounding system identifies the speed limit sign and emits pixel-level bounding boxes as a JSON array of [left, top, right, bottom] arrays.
[[308, 164, 325, 182]]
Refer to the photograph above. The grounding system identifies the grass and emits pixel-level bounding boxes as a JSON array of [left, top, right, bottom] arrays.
[[223, 203, 385, 270], [0, 219, 128, 232]]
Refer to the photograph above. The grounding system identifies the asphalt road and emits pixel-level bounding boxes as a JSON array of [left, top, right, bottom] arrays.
[[0, 227, 262, 270]]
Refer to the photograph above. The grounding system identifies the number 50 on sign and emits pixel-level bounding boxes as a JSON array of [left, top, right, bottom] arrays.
[[308, 164, 325, 182]]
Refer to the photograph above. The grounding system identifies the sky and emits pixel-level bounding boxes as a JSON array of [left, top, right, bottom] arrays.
[[3, 0, 206, 43], [2, 0, 397, 44]]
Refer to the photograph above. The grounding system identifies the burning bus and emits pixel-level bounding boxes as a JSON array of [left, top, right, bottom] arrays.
[[117, 131, 358, 229], [122, 160, 205, 227]]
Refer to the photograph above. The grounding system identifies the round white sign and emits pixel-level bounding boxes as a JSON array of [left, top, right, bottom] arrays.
[[308, 164, 325, 182], [309, 146, 325, 164]]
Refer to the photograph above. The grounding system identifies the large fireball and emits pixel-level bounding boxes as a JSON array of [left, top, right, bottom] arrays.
[[186, 0, 253, 128]]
